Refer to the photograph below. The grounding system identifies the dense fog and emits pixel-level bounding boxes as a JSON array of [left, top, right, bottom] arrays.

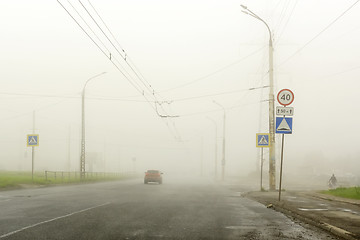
[[0, 0, 359, 188]]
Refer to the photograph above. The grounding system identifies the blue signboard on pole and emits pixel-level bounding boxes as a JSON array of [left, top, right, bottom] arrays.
[[275, 117, 293, 134], [256, 133, 270, 147], [27, 134, 39, 147]]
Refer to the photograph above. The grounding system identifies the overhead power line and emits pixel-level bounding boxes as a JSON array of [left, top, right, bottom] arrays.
[[278, 0, 360, 68], [159, 45, 267, 93], [57, 0, 182, 139]]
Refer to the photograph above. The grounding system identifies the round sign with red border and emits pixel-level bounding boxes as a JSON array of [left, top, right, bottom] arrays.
[[277, 89, 294, 106]]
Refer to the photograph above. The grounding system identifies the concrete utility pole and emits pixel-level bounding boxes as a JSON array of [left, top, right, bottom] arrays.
[[213, 101, 226, 181], [241, 5, 276, 190], [80, 72, 106, 179]]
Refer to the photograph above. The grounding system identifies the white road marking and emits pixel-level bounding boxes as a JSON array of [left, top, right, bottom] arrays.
[[0, 202, 111, 238]]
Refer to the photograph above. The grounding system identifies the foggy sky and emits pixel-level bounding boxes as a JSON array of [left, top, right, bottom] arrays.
[[0, 0, 359, 180]]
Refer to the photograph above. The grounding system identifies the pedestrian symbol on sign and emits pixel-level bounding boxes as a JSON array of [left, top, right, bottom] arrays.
[[256, 133, 270, 148]]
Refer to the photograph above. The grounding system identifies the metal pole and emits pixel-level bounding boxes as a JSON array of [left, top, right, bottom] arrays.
[[213, 101, 226, 181], [80, 72, 106, 179], [68, 125, 71, 171], [80, 88, 85, 179], [32, 111, 35, 182], [214, 125, 218, 179], [222, 111, 226, 181], [201, 137, 203, 176], [207, 117, 218, 180], [278, 134, 285, 201], [32, 147, 34, 182], [260, 147, 263, 191]]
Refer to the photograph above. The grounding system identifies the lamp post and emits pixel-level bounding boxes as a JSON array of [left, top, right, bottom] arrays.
[[207, 117, 218, 180], [80, 72, 107, 179], [241, 5, 276, 190], [213, 101, 226, 181]]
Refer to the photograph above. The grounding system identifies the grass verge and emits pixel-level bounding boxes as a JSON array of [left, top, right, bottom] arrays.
[[321, 187, 360, 200], [0, 171, 137, 190]]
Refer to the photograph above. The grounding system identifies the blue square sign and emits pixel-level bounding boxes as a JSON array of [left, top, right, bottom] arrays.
[[276, 117, 293, 134], [27, 134, 39, 147], [256, 133, 270, 147]]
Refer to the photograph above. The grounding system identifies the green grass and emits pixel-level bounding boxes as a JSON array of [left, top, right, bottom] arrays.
[[0, 171, 136, 189], [321, 187, 360, 200]]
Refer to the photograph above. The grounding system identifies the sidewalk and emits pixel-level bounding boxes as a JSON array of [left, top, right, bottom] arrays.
[[244, 190, 360, 240]]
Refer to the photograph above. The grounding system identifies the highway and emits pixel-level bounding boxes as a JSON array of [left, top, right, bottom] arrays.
[[0, 177, 338, 239]]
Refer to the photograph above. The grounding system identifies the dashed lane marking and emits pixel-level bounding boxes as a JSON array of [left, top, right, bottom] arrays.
[[0, 202, 111, 238]]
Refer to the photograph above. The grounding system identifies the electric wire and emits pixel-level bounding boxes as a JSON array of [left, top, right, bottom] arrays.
[[85, 0, 173, 121], [57, 1, 164, 115], [58, 0, 145, 95], [273, 0, 291, 38], [85, 0, 155, 93], [66, 0, 147, 95], [159, 45, 267, 93], [277, 0, 360, 68], [275, 0, 298, 45], [76, 0, 177, 122], [80, 0, 161, 103], [58, 0, 181, 140], [180, 100, 263, 117]]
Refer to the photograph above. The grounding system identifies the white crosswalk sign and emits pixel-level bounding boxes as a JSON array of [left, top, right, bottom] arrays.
[[27, 134, 39, 147], [256, 133, 270, 148]]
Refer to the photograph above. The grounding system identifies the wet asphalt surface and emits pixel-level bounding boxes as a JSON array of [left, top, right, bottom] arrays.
[[0, 177, 339, 239]]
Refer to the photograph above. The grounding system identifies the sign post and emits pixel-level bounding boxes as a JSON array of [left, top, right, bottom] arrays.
[[256, 133, 270, 191], [27, 134, 39, 182], [276, 89, 294, 201]]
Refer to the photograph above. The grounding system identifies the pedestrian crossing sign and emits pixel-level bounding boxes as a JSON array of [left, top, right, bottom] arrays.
[[256, 133, 270, 148], [27, 134, 39, 147]]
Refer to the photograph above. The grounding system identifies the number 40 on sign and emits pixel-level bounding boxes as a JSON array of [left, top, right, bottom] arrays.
[[277, 89, 294, 106]]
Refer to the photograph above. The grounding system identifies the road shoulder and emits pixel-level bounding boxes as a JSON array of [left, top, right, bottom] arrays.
[[244, 191, 360, 240]]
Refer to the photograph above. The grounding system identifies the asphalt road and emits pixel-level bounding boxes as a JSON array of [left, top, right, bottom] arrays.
[[0, 177, 339, 240]]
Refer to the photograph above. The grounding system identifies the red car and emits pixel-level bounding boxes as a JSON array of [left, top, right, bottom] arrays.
[[144, 170, 163, 184]]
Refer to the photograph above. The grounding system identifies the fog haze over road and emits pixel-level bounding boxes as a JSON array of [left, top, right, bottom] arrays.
[[0, 178, 339, 239], [0, 1, 359, 185]]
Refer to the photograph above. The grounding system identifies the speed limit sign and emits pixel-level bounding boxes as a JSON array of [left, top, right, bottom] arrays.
[[277, 89, 294, 106]]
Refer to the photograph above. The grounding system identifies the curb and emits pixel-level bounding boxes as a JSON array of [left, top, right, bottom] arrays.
[[271, 203, 359, 240]]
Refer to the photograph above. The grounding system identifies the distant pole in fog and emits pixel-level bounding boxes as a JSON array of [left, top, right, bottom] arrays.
[[68, 125, 71, 171], [241, 5, 276, 190], [132, 157, 136, 173], [32, 111, 35, 182], [80, 72, 107, 179], [201, 136, 204, 176], [207, 117, 218, 180], [213, 101, 226, 181]]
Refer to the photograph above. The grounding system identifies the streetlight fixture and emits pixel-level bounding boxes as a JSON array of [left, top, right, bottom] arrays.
[[213, 101, 226, 181], [241, 5, 276, 190], [80, 72, 107, 179], [207, 117, 218, 180]]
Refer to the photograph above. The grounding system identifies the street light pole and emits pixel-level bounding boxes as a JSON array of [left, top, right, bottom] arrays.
[[241, 5, 276, 190], [213, 101, 226, 181], [80, 72, 106, 179], [207, 117, 218, 180]]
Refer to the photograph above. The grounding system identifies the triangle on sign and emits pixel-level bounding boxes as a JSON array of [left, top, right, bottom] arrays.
[[259, 136, 268, 145], [277, 118, 291, 132], [30, 137, 37, 144]]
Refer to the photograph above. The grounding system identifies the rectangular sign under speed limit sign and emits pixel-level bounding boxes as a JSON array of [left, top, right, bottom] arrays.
[[276, 106, 294, 116]]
